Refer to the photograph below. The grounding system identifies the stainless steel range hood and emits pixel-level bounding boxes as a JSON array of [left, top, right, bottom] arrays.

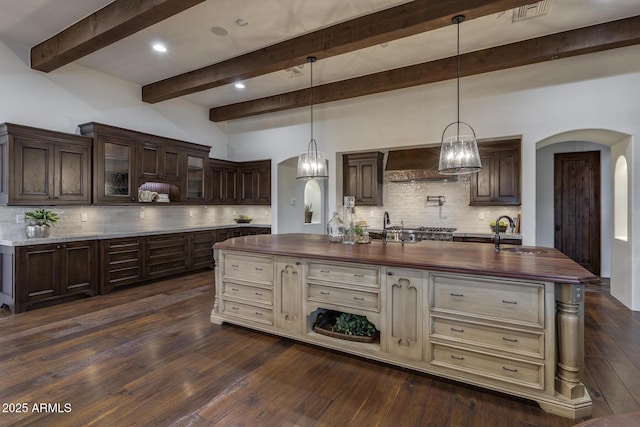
[[384, 147, 457, 182]]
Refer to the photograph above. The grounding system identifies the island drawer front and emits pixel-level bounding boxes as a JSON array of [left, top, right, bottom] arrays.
[[221, 299, 273, 325], [222, 281, 273, 305], [223, 253, 273, 284], [307, 262, 380, 288], [431, 343, 544, 390], [307, 283, 380, 311], [431, 316, 544, 359], [430, 274, 544, 327]]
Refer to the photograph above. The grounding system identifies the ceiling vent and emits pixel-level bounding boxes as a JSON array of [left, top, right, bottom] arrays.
[[512, 0, 552, 22], [279, 66, 305, 79]]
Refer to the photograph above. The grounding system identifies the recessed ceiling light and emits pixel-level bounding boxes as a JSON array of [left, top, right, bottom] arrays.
[[234, 83, 246, 89], [152, 43, 167, 53], [234, 17, 248, 27], [211, 26, 228, 36]]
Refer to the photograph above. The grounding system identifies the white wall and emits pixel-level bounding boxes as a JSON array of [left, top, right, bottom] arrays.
[[0, 40, 227, 155]]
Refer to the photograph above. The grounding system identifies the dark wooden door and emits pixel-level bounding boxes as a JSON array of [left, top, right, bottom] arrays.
[[554, 151, 601, 275]]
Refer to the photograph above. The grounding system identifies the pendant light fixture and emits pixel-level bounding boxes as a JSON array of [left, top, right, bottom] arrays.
[[438, 15, 482, 175], [297, 56, 328, 180]]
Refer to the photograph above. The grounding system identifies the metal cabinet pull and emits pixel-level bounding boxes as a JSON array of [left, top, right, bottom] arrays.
[[502, 337, 518, 343], [255, 267, 263, 271], [231, 288, 239, 292], [255, 292, 263, 296], [450, 293, 464, 297], [450, 327, 464, 333], [502, 299, 517, 304], [231, 264, 239, 268], [353, 273, 364, 278], [255, 312, 263, 316], [320, 269, 330, 273], [296, 261, 301, 265], [231, 306, 239, 310], [320, 291, 330, 295], [450, 355, 464, 361], [353, 296, 364, 301], [502, 366, 518, 373]]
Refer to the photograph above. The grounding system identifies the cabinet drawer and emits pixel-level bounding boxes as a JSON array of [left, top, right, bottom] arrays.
[[431, 274, 544, 327], [223, 253, 273, 284], [307, 283, 380, 311], [431, 343, 544, 390], [221, 299, 273, 325], [431, 316, 544, 358], [223, 281, 273, 305], [307, 262, 380, 288]]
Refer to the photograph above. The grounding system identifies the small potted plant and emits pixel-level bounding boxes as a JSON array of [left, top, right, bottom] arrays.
[[304, 203, 313, 223], [490, 220, 508, 233], [24, 208, 59, 238]]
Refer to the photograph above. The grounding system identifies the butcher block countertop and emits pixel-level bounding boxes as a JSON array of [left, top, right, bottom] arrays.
[[214, 233, 598, 285]]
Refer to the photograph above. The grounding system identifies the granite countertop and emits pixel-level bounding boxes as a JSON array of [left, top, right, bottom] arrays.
[[0, 223, 271, 247]]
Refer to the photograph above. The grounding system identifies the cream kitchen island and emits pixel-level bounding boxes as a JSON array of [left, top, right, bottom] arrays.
[[210, 233, 598, 419]]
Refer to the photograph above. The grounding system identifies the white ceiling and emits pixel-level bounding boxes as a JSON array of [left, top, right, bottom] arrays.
[[1, 0, 639, 111]]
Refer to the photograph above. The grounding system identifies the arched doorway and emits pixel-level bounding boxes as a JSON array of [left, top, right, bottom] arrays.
[[535, 129, 634, 309]]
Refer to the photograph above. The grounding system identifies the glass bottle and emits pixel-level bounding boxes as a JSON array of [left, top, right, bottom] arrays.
[[327, 211, 344, 243]]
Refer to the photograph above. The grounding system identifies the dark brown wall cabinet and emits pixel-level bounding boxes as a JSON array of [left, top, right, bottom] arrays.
[[209, 158, 271, 205], [79, 122, 211, 205], [469, 139, 521, 206], [0, 123, 92, 205], [209, 159, 238, 204], [15, 240, 98, 312], [343, 152, 384, 206], [238, 161, 271, 205]]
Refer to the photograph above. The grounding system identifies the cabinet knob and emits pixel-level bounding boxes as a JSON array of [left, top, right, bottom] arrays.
[[387, 271, 394, 276], [295, 261, 301, 265]]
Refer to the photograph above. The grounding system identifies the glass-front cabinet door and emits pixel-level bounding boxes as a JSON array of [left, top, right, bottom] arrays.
[[96, 135, 136, 203], [185, 153, 206, 203]]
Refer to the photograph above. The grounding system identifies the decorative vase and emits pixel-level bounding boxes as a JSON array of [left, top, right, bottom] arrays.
[[304, 211, 313, 223], [25, 221, 50, 238]]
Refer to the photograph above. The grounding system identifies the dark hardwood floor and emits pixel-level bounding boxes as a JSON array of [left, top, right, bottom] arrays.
[[1, 272, 639, 426]]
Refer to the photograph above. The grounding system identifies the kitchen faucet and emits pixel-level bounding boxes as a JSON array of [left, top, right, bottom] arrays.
[[494, 215, 516, 252], [382, 211, 391, 245]]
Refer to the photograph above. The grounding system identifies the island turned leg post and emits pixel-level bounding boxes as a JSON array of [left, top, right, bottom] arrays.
[[210, 249, 223, 325], [555, 283, 587, 400]]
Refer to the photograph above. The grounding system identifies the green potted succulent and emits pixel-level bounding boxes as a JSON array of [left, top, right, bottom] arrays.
[[24, 208, 59, 238], [304, 203, 313, 223]]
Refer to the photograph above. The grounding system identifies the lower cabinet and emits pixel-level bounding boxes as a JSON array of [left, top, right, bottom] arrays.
[[190, 230, 216, 270], [219, 252, 274, 326], [101, 237, 144, 293], [386, 268, 424, 361], [146, 233, 188, 279], [15, 240, 98, 312]]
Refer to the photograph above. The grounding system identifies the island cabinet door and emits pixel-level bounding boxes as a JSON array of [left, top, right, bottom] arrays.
[[275, 258, 303, 334], [385, 268, 425, 361]]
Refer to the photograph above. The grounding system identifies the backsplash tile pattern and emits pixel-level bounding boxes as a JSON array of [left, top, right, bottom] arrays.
[[349, 176, 520, 233], [0, 205, 271, 238]]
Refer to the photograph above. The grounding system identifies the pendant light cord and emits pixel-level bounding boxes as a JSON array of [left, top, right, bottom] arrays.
[[455, 16, 462, 139]]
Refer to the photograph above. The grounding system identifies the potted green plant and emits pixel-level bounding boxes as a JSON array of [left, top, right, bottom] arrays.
[[24, 208, 59, 238], [304, 203, 313, 223]]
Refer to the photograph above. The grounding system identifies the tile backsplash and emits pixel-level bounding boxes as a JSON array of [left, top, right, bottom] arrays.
[[348, 176, 520, 233], [0, 205, 271, 237]]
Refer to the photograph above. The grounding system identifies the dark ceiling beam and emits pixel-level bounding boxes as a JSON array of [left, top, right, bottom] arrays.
[[209, 15, 640, 122], [142, 0, 534, 103], [31, 0, 206, 72]]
